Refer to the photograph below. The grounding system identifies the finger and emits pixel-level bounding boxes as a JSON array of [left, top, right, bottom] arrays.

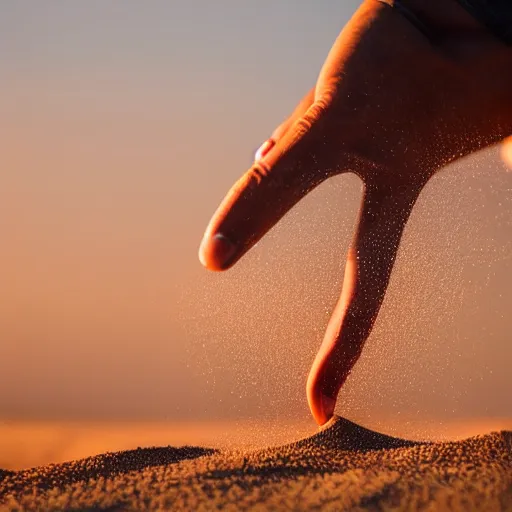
[[501, 136, 512, 169], [254, 87, 316, 162], [270, 88, 316, 143], [199, 101, 334, 271], [306, 178, 424, 425]]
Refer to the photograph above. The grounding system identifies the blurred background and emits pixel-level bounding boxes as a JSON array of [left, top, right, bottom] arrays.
[[1, 1, 511, 468]]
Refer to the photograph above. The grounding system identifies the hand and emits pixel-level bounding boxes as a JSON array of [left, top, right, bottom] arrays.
[[198, 0, 512, 425]]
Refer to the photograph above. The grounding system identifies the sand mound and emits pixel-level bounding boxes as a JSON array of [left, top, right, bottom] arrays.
[[1, 416, 510, 511], [293, 415, 420, 451]]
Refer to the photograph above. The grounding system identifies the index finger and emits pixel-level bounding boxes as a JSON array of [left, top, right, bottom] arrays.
[[199, 103, 331, 271]]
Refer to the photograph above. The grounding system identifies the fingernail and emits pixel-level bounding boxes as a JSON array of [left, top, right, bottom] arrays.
[[254, 139, 275, 162], [199, 233, 236, 271], [320, 394, 336, 423]]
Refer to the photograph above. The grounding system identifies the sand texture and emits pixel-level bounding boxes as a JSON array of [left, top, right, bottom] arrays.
[[1, 415, 511, 511]]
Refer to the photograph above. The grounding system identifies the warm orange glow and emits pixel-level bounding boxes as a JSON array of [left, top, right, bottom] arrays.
[[2, 416, 511, 471], [1, 2, 510, 439], [501, 136, 512, 169]]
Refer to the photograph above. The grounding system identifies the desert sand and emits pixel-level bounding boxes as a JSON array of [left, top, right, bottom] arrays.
[[0, 415, 511, 511]]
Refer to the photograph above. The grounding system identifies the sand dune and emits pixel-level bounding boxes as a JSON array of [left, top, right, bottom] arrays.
[[1, 415, 511, 511]]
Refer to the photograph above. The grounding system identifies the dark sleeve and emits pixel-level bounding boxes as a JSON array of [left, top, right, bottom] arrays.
[[455, 0, 512, 43]]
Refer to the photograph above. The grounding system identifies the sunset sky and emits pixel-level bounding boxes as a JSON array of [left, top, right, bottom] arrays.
[[1, 1, 511, 424]]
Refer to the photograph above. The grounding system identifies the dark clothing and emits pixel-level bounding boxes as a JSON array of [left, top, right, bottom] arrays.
[[379, 0, 512, 44], [456, 0, 512, 44]]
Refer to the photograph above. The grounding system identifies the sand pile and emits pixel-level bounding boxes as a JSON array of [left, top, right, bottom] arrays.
[[1, 416, 510, 511]]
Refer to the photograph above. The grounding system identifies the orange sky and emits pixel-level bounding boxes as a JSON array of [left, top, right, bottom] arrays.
[[1, 1, 511, 423]]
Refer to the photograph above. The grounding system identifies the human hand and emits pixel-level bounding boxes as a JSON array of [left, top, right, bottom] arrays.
[[199, 0, 512, 425]]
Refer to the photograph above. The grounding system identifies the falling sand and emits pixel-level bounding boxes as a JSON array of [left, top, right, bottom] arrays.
[[1, 416, 511, 511]]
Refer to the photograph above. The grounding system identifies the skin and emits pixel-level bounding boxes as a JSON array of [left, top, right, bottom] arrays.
[[502, 136, 512, 168], [198, 0, 512, 425]]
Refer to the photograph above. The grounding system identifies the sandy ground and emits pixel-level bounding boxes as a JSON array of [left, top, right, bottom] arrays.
[[2, 416, 511, 471], [0, 418, 316, 471], [0, 415, 510, 511]]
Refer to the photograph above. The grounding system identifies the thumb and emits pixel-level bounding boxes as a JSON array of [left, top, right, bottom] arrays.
[[255, 87, 316, 161], [199, 101, 333, 271]]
